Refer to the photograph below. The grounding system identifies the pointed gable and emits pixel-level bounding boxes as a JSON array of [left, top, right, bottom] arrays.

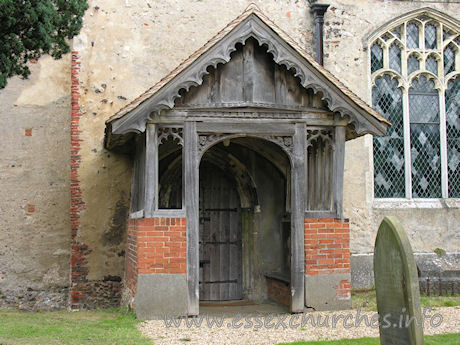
[[105, 4, 390, 149]]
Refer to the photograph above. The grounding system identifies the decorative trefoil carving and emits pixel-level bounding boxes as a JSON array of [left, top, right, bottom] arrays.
[[198, 134, 230, 154], [306, 129, 335, 150], [158, 127, 184, 147], [197, 133, 294, 157]]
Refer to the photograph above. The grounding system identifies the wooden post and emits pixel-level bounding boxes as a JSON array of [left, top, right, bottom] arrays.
[[333, 126, 345, 218], [144, 124, 157, 217], [185, 121, 199, 315], [291, 123, 306, 313]]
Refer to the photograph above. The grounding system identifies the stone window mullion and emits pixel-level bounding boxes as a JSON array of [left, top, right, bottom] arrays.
[[383, 42, 390, 70], [402, 86, 413, 198], [439, 90, 449, 198]]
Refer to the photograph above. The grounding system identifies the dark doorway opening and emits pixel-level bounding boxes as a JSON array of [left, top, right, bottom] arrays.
[[198, 138, 290, 304], [199, 161, 243, 301]]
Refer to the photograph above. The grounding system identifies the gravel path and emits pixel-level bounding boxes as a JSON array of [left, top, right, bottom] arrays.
[[139, 305, 460, 344]]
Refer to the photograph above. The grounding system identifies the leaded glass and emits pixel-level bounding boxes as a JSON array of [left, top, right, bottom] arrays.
[[407, 23, 419, 49], [371, 43, 383, 73], [418, 15, 431, 22], [389, 44, 401, 73], [409, 76, 441, 197], [392, 26, 402, 39], [372, 16, 459, 200], [444, 45, 455, 75], [426, 56, 438, 75], [446, 78, 460, 197], [443, 29, 452, 41], [382, 33, 392, 42], [425, 24, 437, 49], [408, 55, 419, 74], [373, 75, 405, 198]]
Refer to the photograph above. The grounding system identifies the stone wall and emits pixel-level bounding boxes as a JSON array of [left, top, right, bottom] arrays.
[[0, 55, 71, 310]]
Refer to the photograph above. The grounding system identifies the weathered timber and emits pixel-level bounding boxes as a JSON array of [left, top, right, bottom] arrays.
[[130, 134, 146, 213], [185, 121, 199, 315], [306, 128, 334, 213], [291, 123, 306, 313], [333, 126, 345, 218], [107, 14, 388, 140], [144, 124, 157, 217], [196, 122, 295, 135]]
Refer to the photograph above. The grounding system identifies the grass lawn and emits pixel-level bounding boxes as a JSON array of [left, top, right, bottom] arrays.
[[278, 333, 459, 345], [0, 294, 458, 345], [0, 308, 152, 345], [351, 289, 460, 312]]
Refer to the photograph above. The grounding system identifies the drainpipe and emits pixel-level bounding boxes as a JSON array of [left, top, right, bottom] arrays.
[[309, 1, 329, 66]]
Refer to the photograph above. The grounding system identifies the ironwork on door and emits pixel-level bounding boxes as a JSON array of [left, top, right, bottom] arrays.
[[199, 162, 242, 301]]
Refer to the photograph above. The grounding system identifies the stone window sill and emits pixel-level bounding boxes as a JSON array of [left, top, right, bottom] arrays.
[[129, 209, 187, 219], [373, 198, 460, 209]]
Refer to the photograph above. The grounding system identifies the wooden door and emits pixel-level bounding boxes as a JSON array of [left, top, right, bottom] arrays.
[[199, 163, 242, 301]]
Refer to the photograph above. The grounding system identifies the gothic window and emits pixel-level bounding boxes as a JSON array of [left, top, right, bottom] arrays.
[[370, 13, 459, 198]]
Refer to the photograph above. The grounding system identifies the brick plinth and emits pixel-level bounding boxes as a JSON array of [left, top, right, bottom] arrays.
[[304, 218, 351, 276], [124, 217, 187, 307], [304, 218, 352, 309], [267, 277, 290, 306]]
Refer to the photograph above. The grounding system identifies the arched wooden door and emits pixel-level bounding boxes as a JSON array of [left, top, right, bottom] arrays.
[[199, 162, 242, 301]]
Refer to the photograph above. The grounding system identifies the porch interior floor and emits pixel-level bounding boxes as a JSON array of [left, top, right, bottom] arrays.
[[199, 301, 289, 316]]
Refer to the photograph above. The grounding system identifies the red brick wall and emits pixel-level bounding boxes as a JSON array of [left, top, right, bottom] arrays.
[[267, 278, 290, 306], [125, 218, 139, 299], [70, 52, 121, 309], [70, 51, 89, 309], [304, 218, 351, 276], [124, 217, 187, 304], [335, 279, 351, 300]]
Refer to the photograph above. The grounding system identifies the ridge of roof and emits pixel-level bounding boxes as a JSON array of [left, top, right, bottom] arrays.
[[106, 3, 390, 127]]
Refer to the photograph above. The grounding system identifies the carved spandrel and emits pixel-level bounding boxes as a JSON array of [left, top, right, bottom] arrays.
[[197, 133, 294, 157], [259, 135, 294, 155], [198, 134, 230, 154], [306, 128, 335, 150], [158, 127, 184, 147]]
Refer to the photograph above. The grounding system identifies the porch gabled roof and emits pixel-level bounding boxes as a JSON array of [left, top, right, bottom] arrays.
[[105, 3, 390, 148]]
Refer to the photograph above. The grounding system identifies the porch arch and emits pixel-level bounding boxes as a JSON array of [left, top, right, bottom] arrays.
[[198, 136, 292, 302], [185, 122, 306, 315], [159, 143, 260, 209]]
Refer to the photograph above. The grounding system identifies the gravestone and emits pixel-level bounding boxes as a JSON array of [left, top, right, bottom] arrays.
[[374, 216, 424, 345]]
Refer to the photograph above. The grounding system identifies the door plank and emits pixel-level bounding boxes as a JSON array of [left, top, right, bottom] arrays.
[[199, 163, 243, 301]]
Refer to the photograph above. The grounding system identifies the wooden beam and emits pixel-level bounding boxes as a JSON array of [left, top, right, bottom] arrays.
[[196, 122, 295, 135], [333, 126, 345, 218], [291, 123, 306, 313], [144, 124, 157, 217], [185, 121, 200, 315]]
